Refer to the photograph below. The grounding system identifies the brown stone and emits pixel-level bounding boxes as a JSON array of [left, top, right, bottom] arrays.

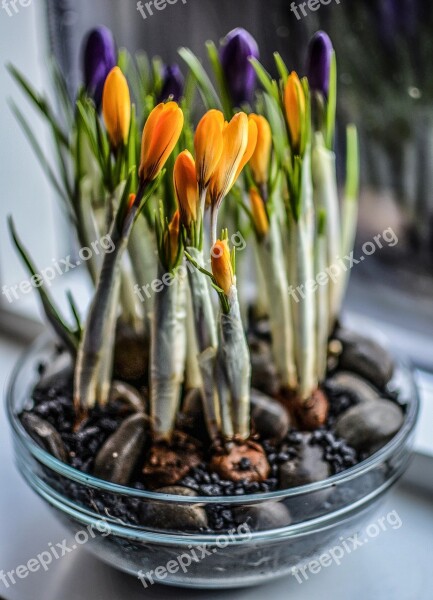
[[210, 441, 270, 483], [143, 437, 202, 488]]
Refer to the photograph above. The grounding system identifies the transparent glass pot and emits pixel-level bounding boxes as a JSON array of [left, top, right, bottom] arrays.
[[6, 335, 420, 589]]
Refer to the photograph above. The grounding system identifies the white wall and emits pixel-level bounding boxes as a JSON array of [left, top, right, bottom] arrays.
[[0, 1, 63, 317]]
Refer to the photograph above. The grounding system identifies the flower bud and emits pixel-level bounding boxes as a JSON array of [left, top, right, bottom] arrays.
[[164, 210, 181, 268], [211, 239, 234, 296], [174, 150, 199, 228], [219, 28, 259, 107], [250, 188, 269, 239], [139, 102, 184, 183], [284, 72, 306, 155], [158, 64, 185, 102], [102, 66, 131, 149], [82, 26, 117, 109], [307, 31, 333, 99]]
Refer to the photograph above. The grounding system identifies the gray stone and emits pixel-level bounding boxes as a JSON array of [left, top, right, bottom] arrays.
[[335, 399, 404, 454], [279, 433, 331, 488], [234, 502, 291, 531], [250, 339, 281, 396], [335, 329, 394, 389], [21, 413, 68, 462], [251, 389, 290, 443], [144, 486, 208, 531], [327, 371, 381, 404], [93, 413, 147, 485]]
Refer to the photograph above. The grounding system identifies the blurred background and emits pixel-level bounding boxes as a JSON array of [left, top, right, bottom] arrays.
[[1, 0, 432, 370]]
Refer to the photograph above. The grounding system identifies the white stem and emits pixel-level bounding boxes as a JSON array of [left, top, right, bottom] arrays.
[[186, 247, 221, 440], [218, 286, 251, 440], [256, 214, 297, 390], [312, 132, 341, 333], [211, 207, 218, 247], [150, 264, 187, 441], [315, 229, 329, 382], [293, 148, 317, 401], [185, 282, 203, 391]]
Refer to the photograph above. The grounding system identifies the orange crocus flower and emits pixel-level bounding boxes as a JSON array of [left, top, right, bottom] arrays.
[[102, 66, 131, 149], [139, 102, 184, 183]]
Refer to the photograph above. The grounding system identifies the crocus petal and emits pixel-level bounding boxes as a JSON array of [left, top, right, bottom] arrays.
[[284, 72, 306, 154], [219, 28, 259, 107], [83, 26, 117, 108], [250, 188, 269, 239], [102, 66, 131, 149], [174, 150, 199, 228], [232, 115, 258, 185], [249, 115, 272, 186], [211, 239, 234, 296], [210, 112, 249, 206], [194, 109, 225, 190], [139, 102, 184, 182]]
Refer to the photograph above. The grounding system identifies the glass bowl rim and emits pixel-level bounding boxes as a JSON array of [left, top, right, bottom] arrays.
[[6, 333, 420, 506]]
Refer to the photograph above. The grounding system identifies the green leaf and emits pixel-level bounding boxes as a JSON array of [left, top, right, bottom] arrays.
[[9, 102, 69, 205], [263, 93, 288, 167], [345, 125, 359, 200], [249, 58, 279, 102], [66, 290, 83, 335], [205, 40, 232, 117], [273, 52, 289, 84], [7, 64, 69, 147], [178, 47, 222, 110], [8, 217, 79, 353], [50, 60, 74, 127], [325, 51, 337, 150]]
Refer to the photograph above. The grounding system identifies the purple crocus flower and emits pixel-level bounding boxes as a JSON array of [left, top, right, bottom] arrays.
[[219, 28, 259, 107], [306, 31, 333, 99], [158, 64, 185, 102], [82, 26, 117, 109]]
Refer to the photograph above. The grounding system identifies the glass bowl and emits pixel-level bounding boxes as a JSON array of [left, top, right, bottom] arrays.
[[6, 334, 420, 589]]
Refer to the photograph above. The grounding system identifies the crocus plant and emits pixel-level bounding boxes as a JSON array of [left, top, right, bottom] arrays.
[[8, 27, 358, 485]]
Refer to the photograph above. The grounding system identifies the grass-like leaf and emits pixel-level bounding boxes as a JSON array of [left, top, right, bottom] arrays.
[[178, 47, 222, 110], [8, 217, 79, 353]]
